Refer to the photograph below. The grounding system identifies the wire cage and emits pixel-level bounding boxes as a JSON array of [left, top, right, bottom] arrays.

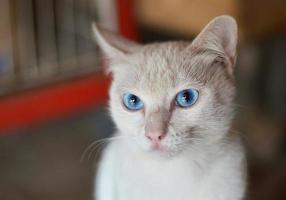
[[0, 0, 100, 96]]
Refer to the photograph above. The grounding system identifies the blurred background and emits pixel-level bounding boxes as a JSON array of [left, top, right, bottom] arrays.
[[0, 0, 286, 199]]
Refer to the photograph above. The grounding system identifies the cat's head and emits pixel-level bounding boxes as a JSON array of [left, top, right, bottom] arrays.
[[93, 16, 238, 157]]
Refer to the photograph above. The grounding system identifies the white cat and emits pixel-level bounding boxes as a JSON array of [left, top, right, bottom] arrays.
[[92, 15, 246, 200]]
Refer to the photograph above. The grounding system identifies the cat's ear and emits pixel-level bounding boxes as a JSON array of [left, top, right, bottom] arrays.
[[190, 15, 238, 73], [92, 23, 141, 62]]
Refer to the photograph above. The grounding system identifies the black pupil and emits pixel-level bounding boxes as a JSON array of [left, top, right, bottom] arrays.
[[129, 95, 137, 105], [182, 91, 191, 102]]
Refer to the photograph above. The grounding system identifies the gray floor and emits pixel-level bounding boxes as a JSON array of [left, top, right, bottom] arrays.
[[0, 106, 114, 200]]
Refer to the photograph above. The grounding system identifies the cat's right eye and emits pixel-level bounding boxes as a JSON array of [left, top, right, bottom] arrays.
[[123, 93, 144, 111]]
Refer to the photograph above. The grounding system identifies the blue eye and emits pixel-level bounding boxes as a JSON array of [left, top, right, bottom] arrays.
[[123, 93, 144, 111], [175, 88, 199, 108]]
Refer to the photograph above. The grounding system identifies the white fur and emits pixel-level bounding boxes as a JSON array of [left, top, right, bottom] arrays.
[[93, 16, 246, 200], [96, 135, 246, 200]]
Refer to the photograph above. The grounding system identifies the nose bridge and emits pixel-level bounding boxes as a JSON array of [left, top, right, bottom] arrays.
[[145, 108, 170, 134]]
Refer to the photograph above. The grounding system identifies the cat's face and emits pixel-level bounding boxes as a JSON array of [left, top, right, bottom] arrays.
[[93, 16, 238, 157]]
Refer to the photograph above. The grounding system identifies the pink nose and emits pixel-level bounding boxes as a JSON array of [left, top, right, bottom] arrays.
[[145, 131, 166, 142]]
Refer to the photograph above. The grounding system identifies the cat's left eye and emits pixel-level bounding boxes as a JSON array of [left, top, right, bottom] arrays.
[[175, 88, 199, 108], [123, 93, 144, 111]]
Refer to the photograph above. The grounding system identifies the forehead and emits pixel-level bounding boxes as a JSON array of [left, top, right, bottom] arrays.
[[114, 42, 212, 96]]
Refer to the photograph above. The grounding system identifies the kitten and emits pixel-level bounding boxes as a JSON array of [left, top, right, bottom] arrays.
[[92, 15, 246, 200]]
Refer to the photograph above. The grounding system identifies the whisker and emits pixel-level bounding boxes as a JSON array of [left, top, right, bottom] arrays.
[[87, 141, 107, 161], [80, 136, 125, 163], [81, 138, 108, 162], [91, 142, 109, 162]]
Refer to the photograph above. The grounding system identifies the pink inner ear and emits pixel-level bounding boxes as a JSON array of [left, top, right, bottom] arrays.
[[93, 23, 141, 59], [190, 15, 237, 62]]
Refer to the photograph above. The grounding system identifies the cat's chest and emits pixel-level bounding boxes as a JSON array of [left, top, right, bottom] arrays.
[[114, 150, 201, 200]]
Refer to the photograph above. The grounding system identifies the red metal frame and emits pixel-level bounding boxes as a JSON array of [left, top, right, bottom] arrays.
[[0, 74, 110, 133], [117, 0, 139, 41]]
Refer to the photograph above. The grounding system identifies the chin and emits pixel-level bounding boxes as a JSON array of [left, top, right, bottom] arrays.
[[144, 145, 182, 159], [135, 140, 184, 158]]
